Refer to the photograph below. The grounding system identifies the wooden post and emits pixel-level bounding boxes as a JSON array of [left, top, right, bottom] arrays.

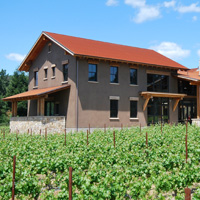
[[27, 129, 29, 135], [69, 167, 72, 200], [87, 130, 89, 145], [65, 129, 66, 146], [89, 124, 90, 134], [197, 85, 200, 119], [140, 123, 141, 134], [186, 133, 188, 163], [40, 129, 41, 136], [104, 124, 106, 133], [146, 132, 148, 148], [185, 187, 191, 200], [12, 155, 16, 200], [12, 101, 17, 117], [121, 123, 123, 130], [113, 131, 115, 148]]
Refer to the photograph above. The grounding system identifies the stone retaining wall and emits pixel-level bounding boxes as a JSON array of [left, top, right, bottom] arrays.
[[192, 118, 200, 127], [10, 116, 66, 134]]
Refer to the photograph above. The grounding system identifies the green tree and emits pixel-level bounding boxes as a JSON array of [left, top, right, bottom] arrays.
[[0, 69, 9, 124], [6, 70, 28, 116]]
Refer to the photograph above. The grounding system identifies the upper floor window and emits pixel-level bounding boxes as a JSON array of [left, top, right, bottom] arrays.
[[63, 64, 68, 82], [44, 68, 48, 79], [110, 66, 118, 83], [178, 80, 196, 96], [147, 74, 169, 92], [130, 68, 137, 85], [52, 67, 55, 77], [34, 71, 38, 86], [88, 64, 97, 82]]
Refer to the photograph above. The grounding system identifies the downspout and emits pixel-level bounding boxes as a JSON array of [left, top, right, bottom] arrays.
[[76, 58, 79, 132]]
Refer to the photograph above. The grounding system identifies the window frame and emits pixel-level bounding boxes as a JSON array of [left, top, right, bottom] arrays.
[[34, 71, 38, 87], [88, 64, 97, 82], [110, 99, 118, 118], [110, 66, 119, 84], [130, 100, 138, 118], [130, 68, 137, 85], [63, 64, 68, 82]]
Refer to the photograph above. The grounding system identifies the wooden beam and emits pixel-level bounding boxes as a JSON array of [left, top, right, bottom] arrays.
[[40, 98, 45, 116], [143, 96, 151, 111], [173, 98, 181, 112], [140, 91, 186, 99], [12, 101, 17, 117]]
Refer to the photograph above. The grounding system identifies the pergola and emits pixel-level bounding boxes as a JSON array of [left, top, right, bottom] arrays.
[[140, 91, 187, 111], [3, 84, 70, 117]]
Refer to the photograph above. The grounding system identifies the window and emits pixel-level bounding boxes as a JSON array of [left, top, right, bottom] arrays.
[[52, 67, 55, 77], [130, 101, 137, 118], [44, 68, 48, 79], [178, 80, 196, 96], [45, 101, 54, 116], [130, 68, 137, 85], [55, 103, 59, 115], [110, 100, 118, 118], [88, 64, 97, 82], [110, 66, 118, 83], [34, 71, 38, 86], [63, 64, 68, 81], [147, 74, 169, 92]]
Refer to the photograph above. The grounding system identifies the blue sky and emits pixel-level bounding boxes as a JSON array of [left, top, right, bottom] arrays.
[[1, 0, 200, 74]]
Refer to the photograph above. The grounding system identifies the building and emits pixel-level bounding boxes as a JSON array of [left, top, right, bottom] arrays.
[[3, 32, 200, 133]]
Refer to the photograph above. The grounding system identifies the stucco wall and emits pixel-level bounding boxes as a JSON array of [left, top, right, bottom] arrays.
[[10, 116, 65, 134], [27, 42, 77, 128], [77, 59, 178, 128]]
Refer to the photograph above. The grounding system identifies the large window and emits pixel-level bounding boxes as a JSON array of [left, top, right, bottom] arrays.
[[34, 71, 38, 86], [110, 100, 118, 118], [110, 66, 118, 83], [63, 64, 68, 81], [147, 97, 169, 125], [178, 80, 196, 96], [88, 64, 97, 82], [147, 74, 169, 92], [130, 101, 137, 118], [130, 68, 137, 85], [45, 101, 54, 116]]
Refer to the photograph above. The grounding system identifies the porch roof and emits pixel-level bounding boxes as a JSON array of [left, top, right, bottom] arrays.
[[3, 84, 70, 102], [140, 91, 187, 111]]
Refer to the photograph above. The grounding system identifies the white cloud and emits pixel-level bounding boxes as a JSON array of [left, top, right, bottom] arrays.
[[163, 0, 176, 8], [106, 0, 119, 6], [124, 0, 145, 8], [124, 0, 160, 23], [134, 6, 160, 23], [150, 42, 190, 60], [6, 53, 26, 62], [198, 49, 200, 57], [193, 16, 198, 21], [177, 3, 200, 13]]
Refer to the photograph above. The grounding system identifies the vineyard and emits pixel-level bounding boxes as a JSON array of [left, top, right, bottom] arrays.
[[1, 124, 200, 199]]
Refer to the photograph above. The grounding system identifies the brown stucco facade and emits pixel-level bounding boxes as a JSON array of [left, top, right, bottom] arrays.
[[26, 41, 181, 130]]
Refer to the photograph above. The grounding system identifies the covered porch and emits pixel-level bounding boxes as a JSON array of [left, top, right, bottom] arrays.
[[3, 84, 70, 133]]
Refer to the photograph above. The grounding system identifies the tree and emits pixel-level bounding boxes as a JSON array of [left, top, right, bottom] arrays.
[[6, 70, 28, 116], [0, 69, 9, 124]]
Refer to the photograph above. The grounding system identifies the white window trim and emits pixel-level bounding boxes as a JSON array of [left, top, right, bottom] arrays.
[[44, 66, 48, 69], [51, 64, 56, 68], [129, 97, 139, 101], [109, 96, 120, 100]]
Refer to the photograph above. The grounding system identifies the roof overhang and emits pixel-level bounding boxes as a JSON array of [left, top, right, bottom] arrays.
[[3, 84, 70, 102], [140, 91, 187, 111]]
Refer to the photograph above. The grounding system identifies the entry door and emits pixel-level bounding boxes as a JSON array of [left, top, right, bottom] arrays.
[[179, 99, 197, 123]]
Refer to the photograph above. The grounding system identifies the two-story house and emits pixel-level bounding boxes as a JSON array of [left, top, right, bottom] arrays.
[[3, 31, 200, 133]]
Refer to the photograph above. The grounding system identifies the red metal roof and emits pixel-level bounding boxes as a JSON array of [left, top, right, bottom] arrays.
[[43, 31, 188, 70], [3, 84, 70, 101]]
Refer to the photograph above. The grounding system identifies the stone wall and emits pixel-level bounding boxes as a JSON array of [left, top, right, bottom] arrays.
[[192, 118, 200, 127], [10, 116, 66, 134]]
